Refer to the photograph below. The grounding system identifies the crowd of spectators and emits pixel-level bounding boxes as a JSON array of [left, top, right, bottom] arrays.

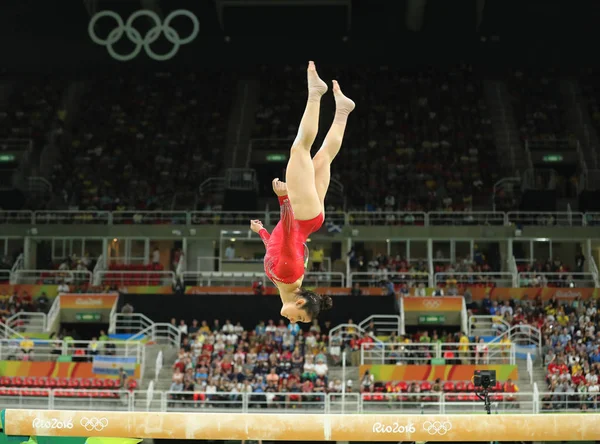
[[508, 69, 566, 142], [253, 64, 500, 211], [44, 71, 232, 212], [471, 286, 600, 410], [0, 289, 50, 325], [168, 318, 344, 409], [539, 297, 600, 411], [0, 77, 64, 142], [581, 68, 600, 159], [517, 257, 583, 288]]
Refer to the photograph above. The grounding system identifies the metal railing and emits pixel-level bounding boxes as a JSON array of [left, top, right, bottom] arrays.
[[539, 390, 600, 412], [3, 210, 600, 226], [46, 297, 61, 333], [468, 315, 511, 337], [13, 269, 93, 285], [0, 270, 10, 283], [182, 271, 344, 287], [517, 272, 596, 288], [507, 211, 585, 226], [0, 388, 131, 410], [488, 324, 542, 361], [434, 272, 515, 287], [112, 211, 188, 225], [526, 353, 533, 385], [346, 212, 427, 226], [0, 339, 143, 363], [358, 315, 402, 337], [5, 312, 47, 333], [349, 272, 429, 287], [361, 342, 516, 365], [0, 389, 557, 413], [33, 211, 111, 225], [428, 211, 506, 226], [96, 270, 176, 286], [121, 314, 181, 349]]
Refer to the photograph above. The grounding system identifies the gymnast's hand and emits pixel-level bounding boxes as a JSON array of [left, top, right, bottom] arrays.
[[250, 219, 264, 233], [272, 178, 288, 197]]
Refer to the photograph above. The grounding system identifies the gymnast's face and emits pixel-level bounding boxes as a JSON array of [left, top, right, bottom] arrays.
[[281, 299, 310, 324]]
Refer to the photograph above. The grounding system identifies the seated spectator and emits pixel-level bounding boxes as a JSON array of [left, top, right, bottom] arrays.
[[170, 368, 184, 393]]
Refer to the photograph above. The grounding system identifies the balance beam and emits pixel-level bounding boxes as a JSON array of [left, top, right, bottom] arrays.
[[4, 409, 600, 442]]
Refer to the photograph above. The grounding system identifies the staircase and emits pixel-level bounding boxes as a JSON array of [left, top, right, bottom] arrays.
[[560, 78, 599, 170], [484, 79, 529, 174], [5, 312, 46, 334]]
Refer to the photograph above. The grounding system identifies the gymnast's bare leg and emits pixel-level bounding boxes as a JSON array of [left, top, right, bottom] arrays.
[[312, 80, 355, 212], [284, 61, 328, 221]]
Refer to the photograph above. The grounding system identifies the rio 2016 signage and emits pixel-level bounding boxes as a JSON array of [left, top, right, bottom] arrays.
[[88, 9, 199, 62]]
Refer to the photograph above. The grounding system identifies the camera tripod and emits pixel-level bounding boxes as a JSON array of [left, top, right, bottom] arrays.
[[475, 387, 492, 415]]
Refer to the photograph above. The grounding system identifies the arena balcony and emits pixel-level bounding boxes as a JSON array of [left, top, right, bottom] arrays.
[[0, 209, 596, 226]]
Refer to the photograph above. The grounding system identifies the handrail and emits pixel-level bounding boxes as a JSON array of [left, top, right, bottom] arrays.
[[13, 269, 93, 285], [5, 312, 47, 333], [0, 389, 548, 413], [126, 322, 181, 349], [357, 315, 401, 337], [108, 295, 119, 335], [526, 353, 533, 385], [517, 271, 597, 287], [328, 323, 384, 350], [487, 324, 542, 360], [361, 342, 517, 365], [434, 272, 515, 286], [0, 322, 24, 339], [468, 315, 511, 337], [3, 209, 600, 226], [46, 296, 61, 333]]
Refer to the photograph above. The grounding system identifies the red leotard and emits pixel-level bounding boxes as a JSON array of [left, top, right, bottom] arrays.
[[259, 195, 324, 284]]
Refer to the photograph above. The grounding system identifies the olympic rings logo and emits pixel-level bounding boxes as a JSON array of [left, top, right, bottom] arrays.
[[88, 9, 199, 61], [422, 420, 452, 435], [80, 417, 109, 432], [422, 299, 442, 309]]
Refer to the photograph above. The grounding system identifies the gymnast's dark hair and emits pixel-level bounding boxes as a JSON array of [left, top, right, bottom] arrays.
[[297, 288, 333, 320]]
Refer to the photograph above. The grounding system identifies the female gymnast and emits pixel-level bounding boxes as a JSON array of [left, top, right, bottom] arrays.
[[250, 61, 355, 324]]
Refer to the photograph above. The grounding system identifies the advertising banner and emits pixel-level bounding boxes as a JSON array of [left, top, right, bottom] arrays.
[[60, 294, 118, 323], [0, 361, 140, 379], [359, 364, 518, 382]]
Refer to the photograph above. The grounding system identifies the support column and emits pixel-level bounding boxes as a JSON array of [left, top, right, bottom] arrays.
[[405, 0, 427, 32], [346, 237, 353, 287], [144, 239, 150, 265]]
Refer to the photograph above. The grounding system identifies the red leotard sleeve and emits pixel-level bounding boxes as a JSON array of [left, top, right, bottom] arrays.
[[258, 228, 270, 247]]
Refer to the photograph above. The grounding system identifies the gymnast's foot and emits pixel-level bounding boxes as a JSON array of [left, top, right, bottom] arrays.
[[332, 80, 355, 124], [307, 61, 328, 102]]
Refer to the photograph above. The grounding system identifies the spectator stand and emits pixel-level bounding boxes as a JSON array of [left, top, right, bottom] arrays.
[[4, 312, 46, 334]]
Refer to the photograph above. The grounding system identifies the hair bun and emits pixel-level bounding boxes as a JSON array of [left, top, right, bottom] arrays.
[[319, 294, 333, 311]]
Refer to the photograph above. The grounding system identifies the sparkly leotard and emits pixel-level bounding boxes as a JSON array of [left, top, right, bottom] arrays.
[[259, 195, 324, 284]]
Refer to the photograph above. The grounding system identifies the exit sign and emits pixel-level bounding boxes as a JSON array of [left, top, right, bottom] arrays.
[[419, 315, 445, 325], [542, 154, 563, 162], [75, 313, 101, 322]]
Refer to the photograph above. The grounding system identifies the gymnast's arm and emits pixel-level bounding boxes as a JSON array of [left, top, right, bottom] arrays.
[[258, 227, 270, 247], [250, 220, 269, 247]]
